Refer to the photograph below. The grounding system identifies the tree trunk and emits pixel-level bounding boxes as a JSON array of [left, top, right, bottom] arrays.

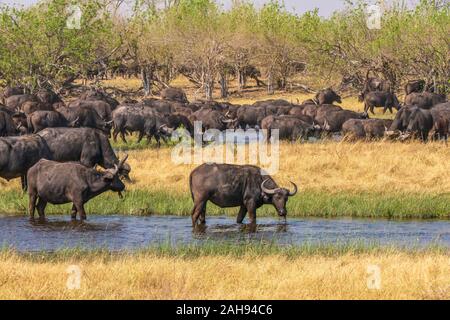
[[267, 72, 274, 95], [236, 67, 243, 92], [141, 65, 154, 96], [219, 72, 228, 98]]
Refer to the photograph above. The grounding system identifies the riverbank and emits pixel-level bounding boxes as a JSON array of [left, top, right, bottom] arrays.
[[0, 245, 449, 299]]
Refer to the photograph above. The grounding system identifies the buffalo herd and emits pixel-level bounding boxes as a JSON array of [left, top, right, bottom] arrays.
[[0, 79, 448, 224]]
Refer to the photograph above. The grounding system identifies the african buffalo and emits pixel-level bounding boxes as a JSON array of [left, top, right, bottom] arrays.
[[1, 86, 24, 103], [20, 100, 54, 115], [27, 156, 127, 221], [405, 80, 426, 95], [314, 88, 342, 105], [142, 99, 177, 115], [0, 135, 52, 189], [363, 91, 400, 114], [56, 106, 112, 134], [430, 103, 450, 140], [189, 163, 297, 226], [112, 106, 172, 146], [27, 110, 79, 133], [36, 88, 62, 105], [0, 110, 18, 136], [303, 104, 343, 120], [80, 88, 120, 110], [404, 92, 446, 109], [402, 107, 434, 141], [262, 115, 318, 141], [359, 77, 392, 101], [68, 99, 112, 121], [37, 127, 131, 179], [190, 108, 237, 131], [235, 106, 267, 129], [160, 87, 188, 103], [5, 94, 38, 111], [319, 109, 369, 132], [342, 119, 393, 140]]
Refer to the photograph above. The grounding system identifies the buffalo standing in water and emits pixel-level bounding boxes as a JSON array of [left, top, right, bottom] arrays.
[[27, 155, 128, 221], [189, 163, 297, 226]]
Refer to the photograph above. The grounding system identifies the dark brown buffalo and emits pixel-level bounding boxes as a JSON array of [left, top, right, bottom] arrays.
[[56, 106, 111, 134], [342, 119, 393, 140], [363, 91, 400, 114], [5, 94, 39, 111], [0, 110, 18, 136], [430, 102, 450, 140], [405, 80, 426, 95], [80, 88, 120, 110], [189, 163, 297, 226], [0, 135, 52, 189], [20, 100, 54, 115], [404, 92, 446, 109], [235, 105, 267, 129], [112, 106, 172, 146], [190, 108, 236, 131], [262, 115, 318, 141], [37, 127, 131, 179], [315, 88, 342, 105], [402, 107, 434, 141], [68, 99, 112, 121], [303, 104, 343, 119], [359, 77, 392, 101], [319, 109, 369, 132], [36, 88, 62, 105], [1, 86, 24, 103], [27, 156, 127, 221], [27, 110, 78, 133], [160, 87, 188, 103]]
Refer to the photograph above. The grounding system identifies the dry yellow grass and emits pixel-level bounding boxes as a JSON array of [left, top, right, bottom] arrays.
[[1, 141, 448, 195], [1, 252, 449, 299], [123, 141, 449, 195]]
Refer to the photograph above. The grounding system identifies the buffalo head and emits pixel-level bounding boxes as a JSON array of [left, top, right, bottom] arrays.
[[103, 163, 126, 198], [261, 179, 297, 217]]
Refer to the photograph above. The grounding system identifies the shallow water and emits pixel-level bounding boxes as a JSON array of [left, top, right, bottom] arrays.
[[1, 214, 450, 252]]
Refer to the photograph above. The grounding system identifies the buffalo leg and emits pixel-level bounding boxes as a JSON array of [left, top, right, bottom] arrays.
[[28, 193, 37, 220], [112, 128, 119, 142], [71, 204, 77, 221], [21, 175, 27, 191], [137, 131, 144, 143], [191, 200, 207, 226], [245, 200, 257, 225], [236, 206, 248, 224], [120, 130, 127, 143], [74, 201, 87, 221], [36, 198, 47, 221], [364, 102, 369, 114]]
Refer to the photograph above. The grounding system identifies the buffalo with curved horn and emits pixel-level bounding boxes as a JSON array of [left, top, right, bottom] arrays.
[[189, 163, 298, 226]]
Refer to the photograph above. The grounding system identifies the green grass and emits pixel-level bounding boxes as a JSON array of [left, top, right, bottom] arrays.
[[1, 189, 449, 219]]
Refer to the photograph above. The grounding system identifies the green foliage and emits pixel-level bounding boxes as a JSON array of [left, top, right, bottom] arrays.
[[0, 0, 119, 91], [0, 0, 448, 94]]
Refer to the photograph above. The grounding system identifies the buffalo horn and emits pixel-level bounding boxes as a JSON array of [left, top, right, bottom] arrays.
[[119, 154, 129, 169], [261, 179, 277, 195], [288, 181, 298, 196]]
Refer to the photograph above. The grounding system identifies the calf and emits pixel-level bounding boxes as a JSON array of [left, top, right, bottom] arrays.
[[27, 156, 127, 221]]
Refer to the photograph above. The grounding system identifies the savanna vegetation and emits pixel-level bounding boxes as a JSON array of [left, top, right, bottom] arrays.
[[0, 0, 449, 99]]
